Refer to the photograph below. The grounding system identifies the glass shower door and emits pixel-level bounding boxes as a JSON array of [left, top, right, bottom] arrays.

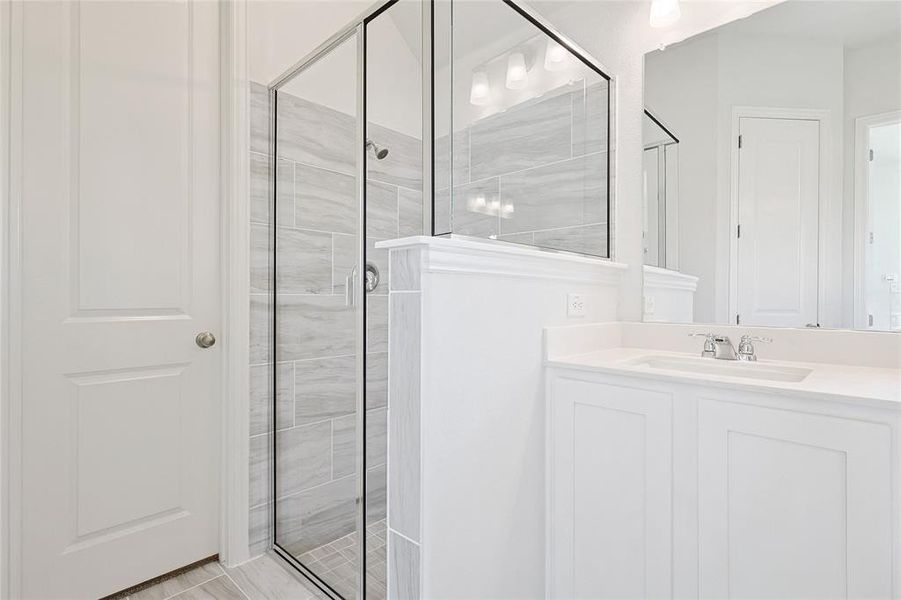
[[272, 30, 365, 599]]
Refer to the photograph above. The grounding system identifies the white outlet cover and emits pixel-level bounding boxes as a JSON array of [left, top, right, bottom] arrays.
[[567, 293, 586, 317]]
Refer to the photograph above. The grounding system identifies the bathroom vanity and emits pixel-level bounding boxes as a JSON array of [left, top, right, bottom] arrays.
[[545, 323, 901, 598]]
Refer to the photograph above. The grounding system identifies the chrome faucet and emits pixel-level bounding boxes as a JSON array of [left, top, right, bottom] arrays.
[[737, 335, 772, 361], [689, 333, 738, 360]]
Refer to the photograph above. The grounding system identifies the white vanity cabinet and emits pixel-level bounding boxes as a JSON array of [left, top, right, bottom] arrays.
[[546, 367, 900, 599]]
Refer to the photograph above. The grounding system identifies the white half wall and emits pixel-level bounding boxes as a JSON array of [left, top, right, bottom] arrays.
[[380, 236, 626, 598]]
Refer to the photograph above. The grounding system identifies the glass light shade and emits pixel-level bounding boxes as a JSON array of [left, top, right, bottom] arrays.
[[505, 51, 528, 90], [649, 0, 681, 28], [469, 69, 491, 106], [544, 40, 568, 72]]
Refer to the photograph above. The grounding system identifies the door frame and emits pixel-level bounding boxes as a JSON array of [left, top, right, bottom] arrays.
[[0, 1, 254, 595], [1, 0, 21, 595], [852, 110, 901, 330], [728, 106, 832, 327], [219, 0, 252, 569]]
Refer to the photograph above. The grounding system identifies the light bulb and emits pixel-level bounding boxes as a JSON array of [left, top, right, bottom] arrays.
[[469, 69, 491, 106], [544, 39, 568, 72], [505, 51, 528, 90], [649, 0, 680, 28]]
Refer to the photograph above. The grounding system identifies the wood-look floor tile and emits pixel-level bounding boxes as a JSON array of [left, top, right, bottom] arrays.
[[129, 562, 223, 600]]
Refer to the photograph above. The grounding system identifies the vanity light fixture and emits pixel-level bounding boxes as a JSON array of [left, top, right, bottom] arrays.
[[544, 39, 568, 71], [469, 68, 491, 106], [649, 0, 681, 28], [505, 51, 529, 90]]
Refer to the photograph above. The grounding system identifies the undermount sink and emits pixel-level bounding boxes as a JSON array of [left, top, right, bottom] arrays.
[[625, 355, 812, 383]]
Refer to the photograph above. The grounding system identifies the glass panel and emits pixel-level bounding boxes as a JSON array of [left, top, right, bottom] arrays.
[[273, 32, 362, 600], [642, 110, 679, 269], [442, 0, 610, 257], [643, 146, 661, 267], [364, 1, 423, 596]]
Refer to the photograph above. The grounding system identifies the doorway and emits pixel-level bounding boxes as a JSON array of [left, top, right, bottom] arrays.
[[268, 2, 423, 598], [732, 113, 823, 327], [7, 2, 222, 597], [855, 112, 901, 331]]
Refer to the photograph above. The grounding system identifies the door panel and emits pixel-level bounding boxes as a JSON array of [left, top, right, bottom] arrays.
[[17, 1, 221, 597], [698, 399, 893, 598], [272, 31, 364, 600], [737, 117, 819, 327], [549, 376, 673, 599]]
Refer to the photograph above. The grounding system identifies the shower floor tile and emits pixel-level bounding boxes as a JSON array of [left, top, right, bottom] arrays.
[[295, 518, 387, 600]]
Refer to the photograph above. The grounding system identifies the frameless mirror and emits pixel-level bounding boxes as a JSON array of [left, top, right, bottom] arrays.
[[642, 0, 901, 331]]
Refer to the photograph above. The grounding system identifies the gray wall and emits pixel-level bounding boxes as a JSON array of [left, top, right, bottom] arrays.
[[247, 81, 422, 557], [435, 81, 609, 256]]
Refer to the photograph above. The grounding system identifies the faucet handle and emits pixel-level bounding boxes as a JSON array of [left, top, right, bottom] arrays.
[[738, 334, 771, 361], [740, 334, 772, 343], [689, 332, 717, 358]]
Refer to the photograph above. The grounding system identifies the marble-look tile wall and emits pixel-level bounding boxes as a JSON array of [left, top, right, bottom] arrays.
[[386, 247, 423, 600], [435, 81, 609, 257], [248, 81, 422, 557]]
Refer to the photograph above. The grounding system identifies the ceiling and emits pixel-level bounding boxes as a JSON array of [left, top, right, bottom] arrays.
[[717, 0, 901, 50]]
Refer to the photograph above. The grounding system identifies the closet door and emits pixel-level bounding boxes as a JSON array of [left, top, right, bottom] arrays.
[[13, 2, 221, 597]]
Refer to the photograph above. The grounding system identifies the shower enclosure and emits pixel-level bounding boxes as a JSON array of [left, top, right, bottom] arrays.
[[258, 1, 611, 597]]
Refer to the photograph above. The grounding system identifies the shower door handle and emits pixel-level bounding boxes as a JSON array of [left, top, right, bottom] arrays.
[[346, 273, 355, 307]]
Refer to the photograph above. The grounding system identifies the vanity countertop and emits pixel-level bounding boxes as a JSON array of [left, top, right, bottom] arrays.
[[547, 347, 901, 407]]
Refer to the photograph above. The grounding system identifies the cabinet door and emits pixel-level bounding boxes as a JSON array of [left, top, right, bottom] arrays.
[[548, 375, 673, 599], [698, 399, 894, 599]]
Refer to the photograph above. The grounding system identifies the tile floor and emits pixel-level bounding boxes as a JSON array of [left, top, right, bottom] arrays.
[[124, 520, 388, 600], [294, 519, 387, 600], [125, 554, 326, 600]]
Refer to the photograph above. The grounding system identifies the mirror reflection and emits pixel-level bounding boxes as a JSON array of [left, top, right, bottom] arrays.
[[642, 0, 901, 331]]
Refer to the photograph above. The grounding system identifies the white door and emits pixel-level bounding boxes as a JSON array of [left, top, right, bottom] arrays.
[[15, 1, 221, 597], [736, 117, 819, 327], [863, 120, 901, 331]]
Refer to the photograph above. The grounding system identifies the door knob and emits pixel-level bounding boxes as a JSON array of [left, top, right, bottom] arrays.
[[195, 331, 216, 348]]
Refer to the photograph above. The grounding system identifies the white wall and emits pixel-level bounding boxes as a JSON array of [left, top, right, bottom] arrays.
[[384, 237, 626, 598]]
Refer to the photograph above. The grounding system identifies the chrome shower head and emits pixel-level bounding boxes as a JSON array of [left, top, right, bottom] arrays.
[[366, 139, 389, 160]]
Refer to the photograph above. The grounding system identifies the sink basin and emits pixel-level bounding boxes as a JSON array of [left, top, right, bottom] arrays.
[[625, 355, 812, 383]]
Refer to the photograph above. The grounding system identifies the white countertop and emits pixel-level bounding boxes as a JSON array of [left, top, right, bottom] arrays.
[[547, 347, 901, 407]]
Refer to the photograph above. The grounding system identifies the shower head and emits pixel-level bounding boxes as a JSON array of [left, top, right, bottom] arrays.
[[366, 139, 389, 160]]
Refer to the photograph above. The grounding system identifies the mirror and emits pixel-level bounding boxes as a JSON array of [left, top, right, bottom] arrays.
[[642, 0, 901, 331]]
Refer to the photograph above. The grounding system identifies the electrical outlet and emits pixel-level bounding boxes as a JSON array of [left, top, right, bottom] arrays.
[[644, 295, 656, 315], [567, 293, 586, 317]]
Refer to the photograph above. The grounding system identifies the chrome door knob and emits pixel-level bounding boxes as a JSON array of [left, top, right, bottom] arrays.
[[195, 331, 216, 348]]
